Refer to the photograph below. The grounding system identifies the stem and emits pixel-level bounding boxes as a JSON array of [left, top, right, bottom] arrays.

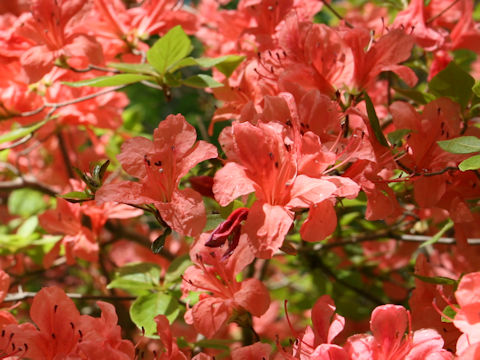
[[65, 64, 120, 73], [299, 243, 384, 305], [104, 221, 175, 261], [0, 133, 33, 151], [0, 176, 58, 197], [426, 0, 461, 24], [321, 0, 354, 28], [44, 85, 127, 108], [18, 106, 46, 117], [56, 130, 75, 179], [4, 291, 135, 302]]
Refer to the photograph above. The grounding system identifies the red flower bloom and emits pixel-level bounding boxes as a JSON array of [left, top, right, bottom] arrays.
[[17, 0, 104, 82], [182, 234, 270, 338], [96, 114, 218, 236]]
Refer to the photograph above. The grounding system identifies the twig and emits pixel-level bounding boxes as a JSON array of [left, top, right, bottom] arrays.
[[140, 80, 163, 90], [320, 0, 354, 28], [66, 64, 121, 74], [104, 221, 175, 261], [301, 248, 384, 305], [0, 133, 33, 151], [18, 106, 46, 117], [44, 85, 127, 108], [4, 291, 136, 303], [316, 232, 480, 251], [419, 166, 457, 177], [0, 176, 58, 197], [56, 130, 76, 179], [426, 0, 462, 24]]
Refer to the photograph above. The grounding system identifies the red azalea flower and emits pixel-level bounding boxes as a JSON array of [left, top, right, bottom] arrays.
[[96, 114, 218, 236]]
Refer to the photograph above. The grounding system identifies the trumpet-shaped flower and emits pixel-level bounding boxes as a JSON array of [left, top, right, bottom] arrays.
[[182, 234, 270, 338], [345, 305, 452, 360], [96, 114, 217, 236], [16, 0, 104, 82]]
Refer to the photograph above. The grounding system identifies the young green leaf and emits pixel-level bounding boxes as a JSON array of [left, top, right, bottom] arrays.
[[63, 74, 155, 87], [420, 219, 454, 248], [413, 274, 457, 285], [212, 55, 245, 77], [130, 292, 180, 336], [59, 191, 94, 203], [152, 227, 171, 254], [107, 262, 161, 296], [195, 55, 245, 77], [169, 55, 245, 76], [459, 154, 480, 171], [17, 216, 39, 237], [429, 62, 474, 108], [393, 87, 435, 105], [167, 57, 198, 72], [364, 92, 389, 147], [437, 136, 480, 154], [8, 189, 47, 217], [473, 80, 480, 97], [165, 255, 191, 284], [387, 129, 412, 146], [92, 160, 110, 183], [147, 25, 192, 75], [182, 74, 223, 88], [441, 305, 457, 323], [0, 119, 47, 145], [107, 62, 157, 75]]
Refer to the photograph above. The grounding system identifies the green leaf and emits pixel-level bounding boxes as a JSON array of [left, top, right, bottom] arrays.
[[387, 129, 412, 146], [8, 189, 47, 217], [218, 199, 245, 218], [441, 305, 457, 323], [130, 292, 180, 336], [107, 262, 161, 296], [213, 55, 245, 78], [59, 191, 93, 203], [168, 55, 245, 77], [459, 154, 480, 171], [107, 62, 157, 75], [182, 74, 223, 89], [168, 57, 198, 72], [204, 213, 224, 232], [196, 55, 245, 77], [437, 136, 480, 154], [163, 72, 182, 87], [152, 228, 171, 255], [413, 274, 457, 285], [0, 119, 48, 145], [147, 25, 192, 75], [63, 74, 155, 87], [17, 216, 39, 237], [165, 255, 192, 284], [453, 49, 477, 72], [393, 87, 435, 105], [0, 233, 39, 254], [364, 92, 389, 147], [473, 80, 480, 98], [420, 219, 454, 248], [195, 339, 235, 350], [429, 62, 474, 108], [93, 160, 110, 183]]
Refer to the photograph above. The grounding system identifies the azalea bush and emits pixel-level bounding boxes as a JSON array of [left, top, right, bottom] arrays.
[[1, 0, 480, 359]]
